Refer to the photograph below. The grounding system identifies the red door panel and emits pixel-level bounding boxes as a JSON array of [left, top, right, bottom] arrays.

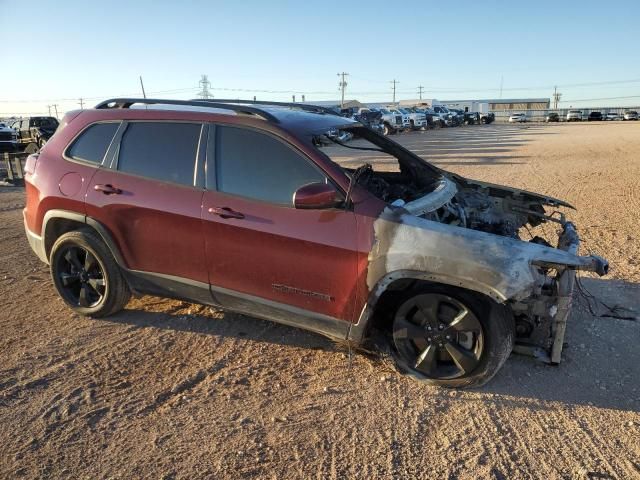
[[202, 191, 359, 321], [86, 170, 207, 284]]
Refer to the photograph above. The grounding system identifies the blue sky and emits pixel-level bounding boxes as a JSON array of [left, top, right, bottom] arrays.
[[1, 0, 640, 116]]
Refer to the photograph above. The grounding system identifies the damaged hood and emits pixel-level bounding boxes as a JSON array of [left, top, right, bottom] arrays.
[[448, 174, 575, 210]]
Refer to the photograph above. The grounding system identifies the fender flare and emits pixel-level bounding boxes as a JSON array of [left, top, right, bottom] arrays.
[[41, 209, 127, 267], [347, 269, 507, 344]]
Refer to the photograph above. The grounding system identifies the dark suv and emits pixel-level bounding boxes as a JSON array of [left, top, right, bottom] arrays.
[[23, 98, 608, 388], [11, 116, 59, 150]]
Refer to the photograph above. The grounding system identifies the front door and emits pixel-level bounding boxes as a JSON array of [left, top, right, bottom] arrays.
[[201, 124, 359, 323]]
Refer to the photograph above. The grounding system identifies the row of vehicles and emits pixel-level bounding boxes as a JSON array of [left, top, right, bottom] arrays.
[[508, 110, 639, 123], [339, 105, 494, 136], [0, 116, 60, 153]]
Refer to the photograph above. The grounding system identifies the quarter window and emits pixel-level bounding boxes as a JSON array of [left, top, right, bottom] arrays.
[[67, 123, 119, 164], [117, 122, 201, 186], [213, 126, 326, 205]]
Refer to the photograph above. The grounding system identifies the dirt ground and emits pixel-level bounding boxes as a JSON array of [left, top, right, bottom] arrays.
[[1, 122, 638, 479]]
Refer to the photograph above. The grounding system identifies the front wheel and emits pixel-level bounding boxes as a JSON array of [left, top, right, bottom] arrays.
[[389, 285, 514, 388], [50, 230, 131, 317]]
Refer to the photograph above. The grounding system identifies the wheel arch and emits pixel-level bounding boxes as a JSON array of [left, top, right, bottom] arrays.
[[42, 210, 127, 268], [348, 269, 508, 344]]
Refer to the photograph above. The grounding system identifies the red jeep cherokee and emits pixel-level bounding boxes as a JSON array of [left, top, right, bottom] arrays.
[[23, 98, 608, 387]]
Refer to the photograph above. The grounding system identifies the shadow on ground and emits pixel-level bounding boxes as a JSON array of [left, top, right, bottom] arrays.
[[101, 277, 639, 412]]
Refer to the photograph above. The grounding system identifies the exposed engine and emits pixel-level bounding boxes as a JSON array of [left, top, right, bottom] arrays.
[[355, 166, 553, 240]]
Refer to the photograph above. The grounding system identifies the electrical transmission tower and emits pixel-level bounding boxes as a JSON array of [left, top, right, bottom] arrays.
[[198, 75, 212, 99], [417, 85, 424, 100], [337, 72, 349, 108]]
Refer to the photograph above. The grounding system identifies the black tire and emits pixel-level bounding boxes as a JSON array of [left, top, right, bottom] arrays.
[[50, 229, 130, 317], [383, 123, 391, 136], [388, 284, 514, 388]]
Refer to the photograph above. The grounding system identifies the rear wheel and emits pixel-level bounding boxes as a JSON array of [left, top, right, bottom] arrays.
[[50, 230, 130, 317], [389, 285, 514, 388]]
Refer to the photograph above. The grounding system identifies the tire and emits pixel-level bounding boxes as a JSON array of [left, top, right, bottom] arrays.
[[50, 229, 131, 317], [383, 123, 391, 136], [388, 284, 514, 388]]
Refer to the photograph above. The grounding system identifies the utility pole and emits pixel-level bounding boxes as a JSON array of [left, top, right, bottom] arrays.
[[51, 104, 59, 118], [198, 74, 212, 99], [552, 86, 562, 109], [139, 76, 147, 99], [337, 72, 349, 108], [47, 105, 52, 116], [292, 95, 296, 103], [418, 85, 424, 101], [499, 75, 504, 99], [78, 98, 85, 109], [390, 79, 399, 103]]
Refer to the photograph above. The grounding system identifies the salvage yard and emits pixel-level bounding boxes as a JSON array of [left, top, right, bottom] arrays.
[[1, 122, 639, 479]]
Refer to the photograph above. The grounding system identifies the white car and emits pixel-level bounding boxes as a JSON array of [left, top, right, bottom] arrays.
[[623, 110, 638, 121], [566, 110, 583, 122], [604, 112, 621, 121], [398, 107, 427, 130], [389, 109, 411, 130], [509, 113, 527, 123]]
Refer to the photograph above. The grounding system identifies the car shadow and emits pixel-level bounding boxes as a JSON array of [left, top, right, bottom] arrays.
[[101, 277, 638, 412]]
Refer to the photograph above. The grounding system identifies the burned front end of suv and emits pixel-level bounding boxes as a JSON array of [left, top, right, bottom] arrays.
[[323, 125, 609, 363]]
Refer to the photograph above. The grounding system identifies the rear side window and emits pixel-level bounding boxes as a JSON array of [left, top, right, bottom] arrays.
[[117, 122, 201, 186], [212, 125, 326, 205], [67, 123, 120, 164]]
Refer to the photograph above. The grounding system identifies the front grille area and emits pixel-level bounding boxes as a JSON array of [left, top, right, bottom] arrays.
[[0, 132, 14, 141], [395, 115, 402, 124]]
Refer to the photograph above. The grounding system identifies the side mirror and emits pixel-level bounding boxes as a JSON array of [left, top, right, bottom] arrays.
[[293, 182, 341, 210]]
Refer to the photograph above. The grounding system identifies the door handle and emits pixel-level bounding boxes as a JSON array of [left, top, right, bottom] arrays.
[[94, 184, 122, 195], [208, 206, 245, 219]]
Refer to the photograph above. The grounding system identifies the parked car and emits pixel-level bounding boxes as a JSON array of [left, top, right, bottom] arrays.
[[370, 107, 404, 135], [588, 111, 603, 121], [623, 110, 638, 121], [508, 113, 527, 123], [10, 116, 59, 150], [0, 122, 19, 152], [480, 112, 495, 124], [389, 108, 411, 130], [23, 97, 608, 388], [545, 113, 560, 122], [566, 110, 583, 122], [413, 108, 440, 128], [604, 112, 621, 121], [463, 112, 480, 125], [340, 107, 385, 135], [398, 107, 427, 130], [432, 105, 453, 126], [447, 109, 466, 126]]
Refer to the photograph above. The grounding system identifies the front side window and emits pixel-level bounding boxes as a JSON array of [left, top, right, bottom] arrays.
[[212, 125, 326, 205], [117, 122, 201, 186], [67, 123, 120, 164]]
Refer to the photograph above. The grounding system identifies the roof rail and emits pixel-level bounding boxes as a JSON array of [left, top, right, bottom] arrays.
[[94, 98, 279, 123], [193, 98, 342, 117]]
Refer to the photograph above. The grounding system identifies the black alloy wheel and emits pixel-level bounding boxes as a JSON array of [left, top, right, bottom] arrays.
[[54, 245, 106, 308], [392, 293, 484, 380]]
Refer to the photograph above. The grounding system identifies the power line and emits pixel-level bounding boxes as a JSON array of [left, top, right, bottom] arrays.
[[418, 85, 424, 100]]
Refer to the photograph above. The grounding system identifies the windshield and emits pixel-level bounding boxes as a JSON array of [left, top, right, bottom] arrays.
[[32, 117, 58, 128]]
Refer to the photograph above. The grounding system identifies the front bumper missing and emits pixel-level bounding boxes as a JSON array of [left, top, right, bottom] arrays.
[[513, 222, 608, 364]]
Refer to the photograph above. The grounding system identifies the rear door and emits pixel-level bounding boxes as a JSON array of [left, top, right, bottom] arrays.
[[201, 124, 359, 322], [85, 121, 209, 298]]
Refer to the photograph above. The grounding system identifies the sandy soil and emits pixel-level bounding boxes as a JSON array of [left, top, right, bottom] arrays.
[[0, 122, 638, 479]]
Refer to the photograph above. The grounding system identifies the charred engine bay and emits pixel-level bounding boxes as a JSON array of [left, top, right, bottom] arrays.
[[355, 166, 555, 241]]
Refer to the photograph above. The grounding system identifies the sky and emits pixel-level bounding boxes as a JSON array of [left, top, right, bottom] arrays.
[[1, 0, 640, 117]]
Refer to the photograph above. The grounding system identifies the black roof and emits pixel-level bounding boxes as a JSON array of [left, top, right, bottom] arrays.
[[95, 98, 358, 135]]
